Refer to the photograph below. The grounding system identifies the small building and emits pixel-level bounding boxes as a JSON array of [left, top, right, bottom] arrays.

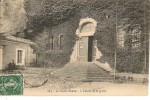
[[0, 35, 36, 70]]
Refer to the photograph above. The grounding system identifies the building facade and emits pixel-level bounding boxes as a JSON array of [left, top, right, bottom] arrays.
[[35, 0, 149, 73], [0, 35, 36, 70]]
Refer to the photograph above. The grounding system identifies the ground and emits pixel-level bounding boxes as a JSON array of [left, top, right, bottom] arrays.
[[24, 81, 148, 96], [0, 67, 148, 96]]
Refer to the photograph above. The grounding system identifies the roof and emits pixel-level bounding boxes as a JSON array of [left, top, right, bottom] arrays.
[[3, 35, 34, 44]]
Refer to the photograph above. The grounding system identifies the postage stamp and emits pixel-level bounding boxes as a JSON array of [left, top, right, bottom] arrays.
[[0, 75, 23, 95], [0, 0, 149, 96]]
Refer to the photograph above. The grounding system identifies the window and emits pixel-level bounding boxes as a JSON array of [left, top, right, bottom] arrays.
[[117, 24, 142, 50], [59, 35, 64, 50], [17, 50, 22, 63], [131, 25, 142, 50], [50, 36, 54, 50], [117, 28, 126, 48], [16, 49, 25, 65]]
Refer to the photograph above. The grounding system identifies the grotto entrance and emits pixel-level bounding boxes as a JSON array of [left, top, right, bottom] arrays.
[[77, 36, 96, 62], [70, 18, 98, 63]]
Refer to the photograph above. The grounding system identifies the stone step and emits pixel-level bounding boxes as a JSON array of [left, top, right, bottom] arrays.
[[54, 62, 113, 82], [87, 76, 113, 79], [87, 75, 112, 77], [85, 79, 114, 82]]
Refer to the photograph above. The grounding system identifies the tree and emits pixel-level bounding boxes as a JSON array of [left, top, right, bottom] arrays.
[[32, 28, 50, 67]]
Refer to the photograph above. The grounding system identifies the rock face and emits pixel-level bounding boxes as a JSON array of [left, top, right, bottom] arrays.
[[0, 0, 27, 35]]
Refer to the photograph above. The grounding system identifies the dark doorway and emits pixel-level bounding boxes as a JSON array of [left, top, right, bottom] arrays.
[[88, 36, 94, 62]]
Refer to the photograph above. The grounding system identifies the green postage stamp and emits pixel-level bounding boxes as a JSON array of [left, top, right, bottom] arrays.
[[0, 75, 23, 95]]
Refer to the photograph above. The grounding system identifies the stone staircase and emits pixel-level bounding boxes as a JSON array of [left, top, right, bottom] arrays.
[[86, 63, 113, 82], [54, 62, 113, 82]]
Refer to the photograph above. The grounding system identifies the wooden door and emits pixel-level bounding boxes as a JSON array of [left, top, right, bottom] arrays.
[[77, 37, 88, 62]]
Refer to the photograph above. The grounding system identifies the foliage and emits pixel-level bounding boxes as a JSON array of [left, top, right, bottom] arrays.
[[116, 51, 145, 73], [32, 16, 79, 68], [26, 0, 149, 73], [4, 62, 25, 70], [24, 0, 79, 40]]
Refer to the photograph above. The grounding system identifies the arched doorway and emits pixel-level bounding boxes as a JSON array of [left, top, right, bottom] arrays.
[[70, 18, 98, 62], [70, 18, 113, 72], [77, 22, 96, 62]]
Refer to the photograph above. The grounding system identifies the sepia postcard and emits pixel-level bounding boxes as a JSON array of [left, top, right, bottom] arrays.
[[0, 0, 149, 96]]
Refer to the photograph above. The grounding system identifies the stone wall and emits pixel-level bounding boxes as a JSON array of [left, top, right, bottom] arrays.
[[2, 40, 36, 69]]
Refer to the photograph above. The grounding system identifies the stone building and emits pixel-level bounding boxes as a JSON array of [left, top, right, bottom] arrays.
[[0, 35, 36, 70]]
